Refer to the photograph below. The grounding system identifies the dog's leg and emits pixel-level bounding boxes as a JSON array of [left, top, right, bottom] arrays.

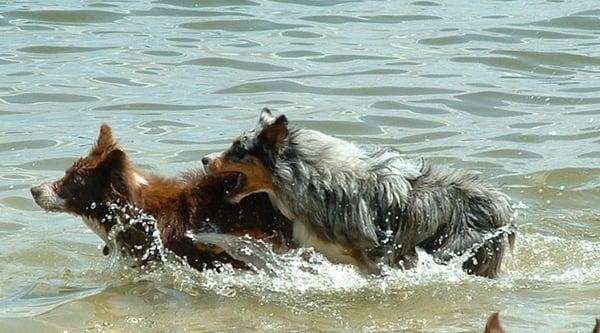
[[397, 249, 418, 270], [362, 245, 418, 275]]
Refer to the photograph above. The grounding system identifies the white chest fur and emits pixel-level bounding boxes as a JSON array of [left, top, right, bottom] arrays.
[[269, 192, 363, 267], [292, 221, 361, 266], [82, 216, 109, 244]]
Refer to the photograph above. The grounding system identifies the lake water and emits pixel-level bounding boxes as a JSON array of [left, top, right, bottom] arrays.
[[1, 0, 600, 332]]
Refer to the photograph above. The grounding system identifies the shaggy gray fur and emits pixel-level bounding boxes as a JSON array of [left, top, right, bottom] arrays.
[[218, 109, 515, 277]]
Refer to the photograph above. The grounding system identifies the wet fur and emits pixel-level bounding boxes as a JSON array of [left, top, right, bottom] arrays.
[[204, 108, 515, 277], [31, 124, 291, 270], [485, 312, 506, 333]]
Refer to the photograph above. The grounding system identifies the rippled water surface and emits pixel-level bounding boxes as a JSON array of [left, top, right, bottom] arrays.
[[1, 0, 600, 332]]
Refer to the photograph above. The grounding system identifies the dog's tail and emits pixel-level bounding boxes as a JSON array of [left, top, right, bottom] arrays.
[[185, 231, 281, 274], [484, 312, 506, 333]]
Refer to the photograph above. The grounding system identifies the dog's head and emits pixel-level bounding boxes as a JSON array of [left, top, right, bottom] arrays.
[[30, 124, 134, 241], [202, 108, 289, 203]]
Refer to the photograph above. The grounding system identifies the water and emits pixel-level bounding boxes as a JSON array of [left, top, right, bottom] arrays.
[[1, 0, 600, 331]]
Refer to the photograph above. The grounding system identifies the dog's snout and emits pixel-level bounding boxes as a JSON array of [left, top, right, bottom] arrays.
[[201, 156, 210, 166], [30, 186, 41, 198]]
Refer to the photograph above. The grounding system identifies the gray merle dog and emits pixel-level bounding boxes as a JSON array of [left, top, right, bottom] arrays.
[[202, 108, 515, 277]]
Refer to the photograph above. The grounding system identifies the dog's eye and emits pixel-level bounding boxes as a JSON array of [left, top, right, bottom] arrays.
[[232, 144, 245, 155], [69, 174, 84, 185]]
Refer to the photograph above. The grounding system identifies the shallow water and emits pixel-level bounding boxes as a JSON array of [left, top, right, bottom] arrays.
[[1, 0, 600, 332]]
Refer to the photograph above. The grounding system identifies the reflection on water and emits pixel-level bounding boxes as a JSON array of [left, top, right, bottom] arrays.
[[1, 0, 600, 332]]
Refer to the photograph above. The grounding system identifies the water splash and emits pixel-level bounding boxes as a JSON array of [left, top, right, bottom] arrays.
[[76, 198, 599, 313], [90, 199, 515, 301], [125, 241, 484, 304], [97, 200, 178, 270]]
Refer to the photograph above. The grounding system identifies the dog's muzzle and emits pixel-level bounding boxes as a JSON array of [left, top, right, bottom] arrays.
[[201, 152, 221, 174], [30, 182, 66, 212]]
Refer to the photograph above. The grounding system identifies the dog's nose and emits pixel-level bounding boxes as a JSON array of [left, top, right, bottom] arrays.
[[201, 156, 210, 166], [30, 186, 41, 198]]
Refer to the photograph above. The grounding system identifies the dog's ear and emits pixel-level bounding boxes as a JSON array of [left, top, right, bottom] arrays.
[[99, 148, 126, 173], [593, 318, 600, 333], [92, 123, 118, 156], [258, 107, 276, 125], [260, 114, 288, 153], [484, 312, 505, 333], [98, 148, 131, 197]]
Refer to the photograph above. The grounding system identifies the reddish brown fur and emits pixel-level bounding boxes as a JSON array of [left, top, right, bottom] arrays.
[[31, 124, 291, 270], [128, 169, 290, 269], [485, 312, 506, 333]]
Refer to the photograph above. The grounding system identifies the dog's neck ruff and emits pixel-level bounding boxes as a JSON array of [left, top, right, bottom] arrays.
[[271, 128, 423, 250]]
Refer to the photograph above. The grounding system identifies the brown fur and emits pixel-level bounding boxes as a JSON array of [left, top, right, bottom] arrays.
[[31, 124, 292, 270], [485, 312, 505, 333]]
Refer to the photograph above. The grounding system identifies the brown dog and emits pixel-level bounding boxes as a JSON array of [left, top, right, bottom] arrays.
[[30, 124, 291, 270]]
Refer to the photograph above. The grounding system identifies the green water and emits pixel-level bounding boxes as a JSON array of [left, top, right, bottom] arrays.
[[1, 0, 600, 332]]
